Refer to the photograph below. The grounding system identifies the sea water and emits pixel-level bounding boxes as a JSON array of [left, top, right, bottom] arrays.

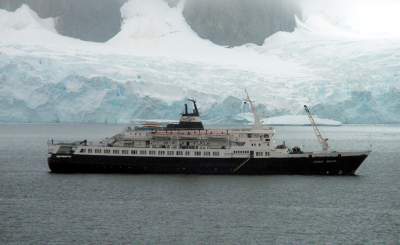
[[0, 124, 399, 244]]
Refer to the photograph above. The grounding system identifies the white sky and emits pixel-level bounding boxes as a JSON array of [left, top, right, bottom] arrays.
[[300, 0, 400, 38]]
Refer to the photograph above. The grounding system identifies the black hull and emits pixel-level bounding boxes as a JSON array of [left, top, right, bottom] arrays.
[[48, 154, 368, 175]]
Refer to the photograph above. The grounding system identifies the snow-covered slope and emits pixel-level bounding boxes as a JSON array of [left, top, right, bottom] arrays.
[[0, 1, 399, 124], [263, 115, 342, 126], [233, 113, 341, 126]]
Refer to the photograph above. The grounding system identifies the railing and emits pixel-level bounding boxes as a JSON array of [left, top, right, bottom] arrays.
[[152, 130, 229, 137]]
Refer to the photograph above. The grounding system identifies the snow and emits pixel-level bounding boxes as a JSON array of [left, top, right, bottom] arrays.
[[0, 4, 55, 32], [234, 113, 342, 126], [262, 115, 342, 126], [0, 1, 399, 124]]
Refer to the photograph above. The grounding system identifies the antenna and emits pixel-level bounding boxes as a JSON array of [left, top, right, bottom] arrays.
[[244, 90, 262, 129]]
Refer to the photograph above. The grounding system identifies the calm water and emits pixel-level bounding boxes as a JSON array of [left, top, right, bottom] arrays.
[[0, 124, 399, 244]]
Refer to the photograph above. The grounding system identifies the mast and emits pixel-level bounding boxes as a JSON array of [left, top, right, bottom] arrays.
[[244, 90, 262, 129], [304, 105, 329, 152], [188, 99, 199, 116]]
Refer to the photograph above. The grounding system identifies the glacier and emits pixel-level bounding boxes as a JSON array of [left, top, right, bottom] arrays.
[[0, 0, 399, 124]]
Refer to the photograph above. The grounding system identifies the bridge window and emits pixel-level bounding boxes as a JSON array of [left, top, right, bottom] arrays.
[[213, 152, 220, 156], [95, 149, 101, 153], [204, 152, 210, 156], [122, 150, 129, 155], [88, 149, 93, 153], [195, 151, 201, 156], [167, 151, 174, 156], [158, 151, 165, 156], [131, 150, 137, 155], [176, 151, 183, 156], [104, 149, 110, 154], [113, 150, 119, 154], [265, 152, 270, 156], [140, 150, 146, 155], [80, 149, 86, 153], [185, 151, 190, 156], [149, 151, 156, 155]]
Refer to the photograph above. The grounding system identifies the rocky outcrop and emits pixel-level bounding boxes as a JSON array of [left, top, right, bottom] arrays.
[[183, 0, 300, 46], [0, 0, 125, 42], [0, 0, 300, 45]]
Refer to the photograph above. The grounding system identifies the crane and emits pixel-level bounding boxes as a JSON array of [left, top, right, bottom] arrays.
[[244, 90, 262, 129], [304, 105, 329, 152]]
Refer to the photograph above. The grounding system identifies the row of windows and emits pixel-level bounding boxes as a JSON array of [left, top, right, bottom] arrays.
[[256, 152, 270, 156], [80, 148, 220, 157], [233, 150, 270, 157], [234, 150, 250, 154]]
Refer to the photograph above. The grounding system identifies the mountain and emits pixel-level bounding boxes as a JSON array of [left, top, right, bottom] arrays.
[[0, 0, 399, 124], [0, 0, 125, 42], [183, 0, 299, 46], [0, 0, 299, 45]]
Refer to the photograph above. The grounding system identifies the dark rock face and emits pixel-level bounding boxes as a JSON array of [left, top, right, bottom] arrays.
[[0, 0, 126, 42], [0, 0, 300, 45], [183, 0, 300, 46]]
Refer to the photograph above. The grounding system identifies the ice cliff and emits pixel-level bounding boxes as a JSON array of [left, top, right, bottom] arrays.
[[0, 1, 399, 124]]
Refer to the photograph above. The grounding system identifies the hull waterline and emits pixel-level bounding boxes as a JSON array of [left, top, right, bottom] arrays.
[[48, 153, 368, 175]]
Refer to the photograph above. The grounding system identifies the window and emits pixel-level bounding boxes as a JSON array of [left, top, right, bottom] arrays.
[[113, 150, 119, 154], [122, 150, 129, 155], [185, 151, 190, 156], [80, 148, 86, 153], [256, 152, 263, 157], [131, 150, 137, 155], [88, 149, 93, 153], [140, 150, 146, 155], [104, 149, 110, 154], [195, 151, 201, 156], [176, 151, 183, 156], [95, 149, 101, 153], [213, 152, 219, 156], [265, 152, 270, 156], [158, 151, 165, 156], [204, 152, 210, 156], [167, 151, 174, 156], [149, 150, 156, 155]]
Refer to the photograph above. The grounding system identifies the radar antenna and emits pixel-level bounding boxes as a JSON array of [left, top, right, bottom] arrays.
[[244, 90, 262, 129], [304, 105, 329, 152]]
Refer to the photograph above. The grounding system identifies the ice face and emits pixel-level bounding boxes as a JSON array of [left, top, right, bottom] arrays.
[[0, 2, 399, 124]]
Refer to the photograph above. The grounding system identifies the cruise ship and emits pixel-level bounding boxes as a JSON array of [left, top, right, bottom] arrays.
[[48, 93, 370, 175]]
